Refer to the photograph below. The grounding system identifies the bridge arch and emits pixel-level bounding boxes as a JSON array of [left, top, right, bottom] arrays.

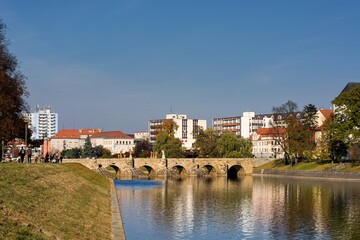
[[138, 165, 156, 177], [227, 164, 246, 179], [200, 164, 217, 176], [170, 165, 187, 176]]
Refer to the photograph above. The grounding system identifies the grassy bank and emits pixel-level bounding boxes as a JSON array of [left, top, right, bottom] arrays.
[[0, 163, 111, 240], [256, 160, 360, 172]]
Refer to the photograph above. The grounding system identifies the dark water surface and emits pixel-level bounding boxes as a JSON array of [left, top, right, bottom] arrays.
[[115, 176, 360, 240]]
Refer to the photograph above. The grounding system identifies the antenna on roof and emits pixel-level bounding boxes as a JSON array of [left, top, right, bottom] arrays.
[[170, 106, 173, 114]]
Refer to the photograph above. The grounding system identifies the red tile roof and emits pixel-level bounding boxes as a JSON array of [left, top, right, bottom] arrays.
[[90, 131, 132, 139], [79, 128, 102, 135], [256, 127, 286, 135], [52, 129, 80, 139], [319, 109, 333, 120]]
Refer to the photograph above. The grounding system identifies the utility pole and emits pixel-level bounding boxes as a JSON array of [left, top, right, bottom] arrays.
[[25, 123, 28, 147]]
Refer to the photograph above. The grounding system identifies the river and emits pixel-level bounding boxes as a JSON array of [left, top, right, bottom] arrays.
[[115, 176, 360, 239]]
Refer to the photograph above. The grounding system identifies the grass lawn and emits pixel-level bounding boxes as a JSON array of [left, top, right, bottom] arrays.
[[256, 160, 360, 172], [0, 163, 111, 240]]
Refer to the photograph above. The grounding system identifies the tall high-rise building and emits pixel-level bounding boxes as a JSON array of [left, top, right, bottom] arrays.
[[24, 105, 58, 140], [148, 114, 207, 150]]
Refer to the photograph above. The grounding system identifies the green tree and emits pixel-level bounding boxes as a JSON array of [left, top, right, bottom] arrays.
[[134, 140, 152, 158], [216, 132, 253, 158], [0, 20, 29, 147], [331, 84, 360, 146], [82, 136, 93, 158], [194, 128, 219, 157], [154, 132, 184, 158], [303, 104, 318, 130], [61, 148, 82, 158], [153, 119, 184, 158]]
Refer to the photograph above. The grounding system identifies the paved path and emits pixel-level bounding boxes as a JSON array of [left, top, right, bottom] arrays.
[[110, 181, 126, 240]]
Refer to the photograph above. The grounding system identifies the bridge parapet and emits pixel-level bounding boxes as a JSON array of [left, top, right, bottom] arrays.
[[63, 158, 273, 177]]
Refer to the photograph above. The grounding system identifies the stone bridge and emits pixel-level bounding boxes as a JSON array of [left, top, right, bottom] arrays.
[[63, 158, 272, 178]]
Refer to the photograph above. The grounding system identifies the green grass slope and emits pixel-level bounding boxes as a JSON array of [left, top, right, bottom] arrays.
[[0, 163, 111, 240]]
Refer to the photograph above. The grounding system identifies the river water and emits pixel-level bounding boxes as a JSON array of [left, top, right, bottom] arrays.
[[115, 176, 360, 240]]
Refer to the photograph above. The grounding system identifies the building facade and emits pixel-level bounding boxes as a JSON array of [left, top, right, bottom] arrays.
[[24, 105, 58, 140], [213, 112, 271, 139], [90, 131, 134, 155], [50, 128, 102, 152], [148, 114, 207, 150], [251, 127, 286, 158]]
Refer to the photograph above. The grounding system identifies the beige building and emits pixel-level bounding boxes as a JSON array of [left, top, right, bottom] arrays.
[[251, 127, 286, 158], [90, 131, 134, 155], [51, 128, 102, 152]]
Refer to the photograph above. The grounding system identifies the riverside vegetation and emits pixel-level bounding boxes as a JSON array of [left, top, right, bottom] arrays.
[[0, 163, 111, 240]]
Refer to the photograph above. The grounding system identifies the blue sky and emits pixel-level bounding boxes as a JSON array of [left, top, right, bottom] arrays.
[[1, 0, 359, 133]]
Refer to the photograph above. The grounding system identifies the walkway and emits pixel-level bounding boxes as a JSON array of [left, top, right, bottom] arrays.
[[110, 180, 126, 240]]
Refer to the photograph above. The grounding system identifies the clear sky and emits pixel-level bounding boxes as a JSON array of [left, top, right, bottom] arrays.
[[1, 0, 359, 133]]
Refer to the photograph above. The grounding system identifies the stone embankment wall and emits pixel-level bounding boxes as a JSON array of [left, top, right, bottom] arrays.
[[253, 169, 360, 180]]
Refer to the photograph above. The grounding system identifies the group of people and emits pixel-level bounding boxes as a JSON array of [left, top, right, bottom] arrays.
[[12, 147, 62, 163]]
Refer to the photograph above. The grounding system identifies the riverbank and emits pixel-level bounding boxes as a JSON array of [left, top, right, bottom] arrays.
[[254, 160, 360, 180], [0, 163, 113, 239]]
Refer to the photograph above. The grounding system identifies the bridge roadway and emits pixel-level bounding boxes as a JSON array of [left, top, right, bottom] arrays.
[[63, 157, 272, 177]]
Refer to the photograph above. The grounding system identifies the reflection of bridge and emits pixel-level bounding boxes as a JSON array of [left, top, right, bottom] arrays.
[[63, 158, 271, 178]]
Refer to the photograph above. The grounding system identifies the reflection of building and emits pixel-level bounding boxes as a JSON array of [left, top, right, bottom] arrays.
[[90, 131, 134, 155], [24, 105, 58, 140], [148, 114, 207, 150]]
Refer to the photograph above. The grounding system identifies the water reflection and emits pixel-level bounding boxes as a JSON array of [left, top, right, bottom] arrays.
[[116, 176, 360, 240]]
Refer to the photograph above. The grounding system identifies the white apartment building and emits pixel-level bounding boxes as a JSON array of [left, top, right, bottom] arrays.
[[213, 112, 266, 138], [148, 114, 207, 150], [24, 105, 58, 140]]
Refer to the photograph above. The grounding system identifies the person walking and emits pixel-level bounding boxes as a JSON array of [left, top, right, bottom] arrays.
[[19, 147, 26, 163], [34, 150, 40, 163], [27, 146, 32, 163]]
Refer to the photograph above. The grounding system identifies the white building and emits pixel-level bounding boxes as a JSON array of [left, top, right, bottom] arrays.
[[51, 128, 102, 152], [24, 105, 58, 140], [149, 114, 207, 150], [90, 131, 135, 155], [213, 112, 265, 138], [251, 127, 285, 158]]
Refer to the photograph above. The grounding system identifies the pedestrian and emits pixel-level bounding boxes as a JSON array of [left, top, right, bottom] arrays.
[[19, 147, 26, 163], [45, 152, 49, 163], [34, 150, 40, 163], [27, 146, 32, 163]]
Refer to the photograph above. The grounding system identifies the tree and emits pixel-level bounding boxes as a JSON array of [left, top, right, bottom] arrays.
[[82, 136, 93, 158], [134, 140, 152, 158], [314, 116, 333, 160], [61, 148, 82, 158], [194, 128, 219, 157], [285, 115, 313, 164], [0, 20, 29, 148], [272, 100, 298, 114], [331, 84, 360, 146], [271, 100, 299, 164], [216, 132, 253, 158], [303, 104, 318, 130], [153, 120, 184, 158], [154, 132, 184, 158]]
